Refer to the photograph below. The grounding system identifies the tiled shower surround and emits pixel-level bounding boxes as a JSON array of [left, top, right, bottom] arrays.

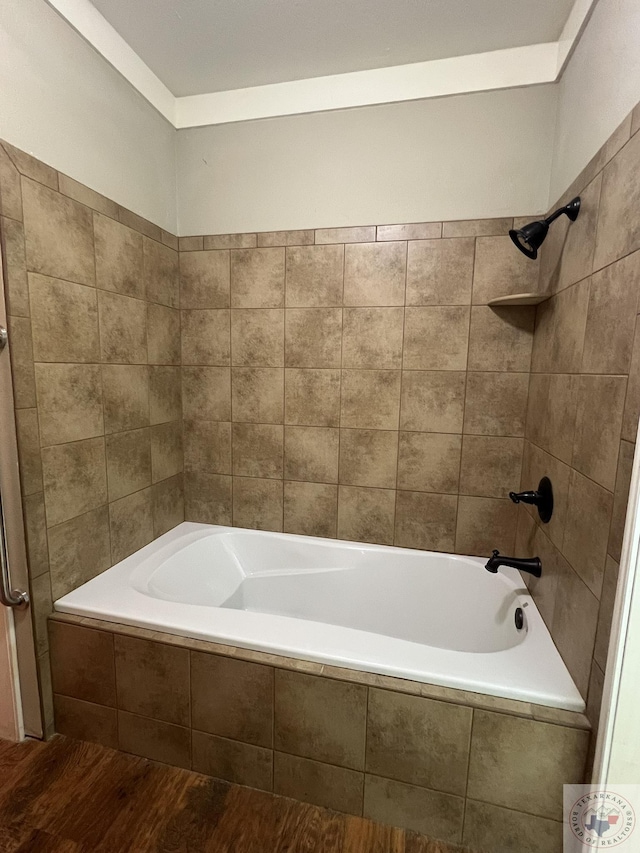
[[49, 614, 589, 852], [180, 223, 538, 553], [0, 99, 639, 849], [0, 140, 184, 732], [515, 101, 640, 753]]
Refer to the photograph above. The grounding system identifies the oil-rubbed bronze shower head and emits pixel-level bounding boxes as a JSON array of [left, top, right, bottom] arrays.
[[509, 197, 581, 260]]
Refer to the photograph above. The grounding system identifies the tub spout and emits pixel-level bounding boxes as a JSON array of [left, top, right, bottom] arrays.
[[485, 549, 542, 578]]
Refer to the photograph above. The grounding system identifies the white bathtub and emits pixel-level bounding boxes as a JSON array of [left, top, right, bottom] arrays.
[[54, 522, 585, 712]]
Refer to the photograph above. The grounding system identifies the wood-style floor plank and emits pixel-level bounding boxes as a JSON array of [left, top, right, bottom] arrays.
[[0, 737, 473, 853]]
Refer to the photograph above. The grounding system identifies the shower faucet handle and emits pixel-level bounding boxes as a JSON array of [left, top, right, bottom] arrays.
[[508, 477, 554, 524]]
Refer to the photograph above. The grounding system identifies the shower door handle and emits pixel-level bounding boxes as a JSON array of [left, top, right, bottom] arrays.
[[0, 325, 28, 608]]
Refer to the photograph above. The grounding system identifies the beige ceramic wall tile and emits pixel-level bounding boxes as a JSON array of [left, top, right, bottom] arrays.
[[258, 229, 314, 247], [473, 236, 539, 304], [442, 218, 512, 238], [101, 365, 149, 434], [232, 308, 284, 367], [147, 304, 180, 365], [49, 622, 116, 706], [285, 308, 342, 368], [342, 308, 404, 369], [467, 710, 588, 820], [182, 367, 231, 421], [377, 222, 441, 241], [22, 177, 95, 285], [363, 775, 464, 842], [118, 710, 190, 769], [403, 306, 470, 370], [184, 421, 231, 474], [98, 290, 147, 363], [344, 242, 406, 306], [143, 237, 179, 308], [231, 248, 285, 308], [232, 423, 284, 478], [399, 371, 466, 433], [459, 435, 523, 498], [119, 208, 162, 243], [571, 375, 626, 491], [233, 477, 283, 531], [180, 250, 230, 308], [543, 374, 581, 464], [339, 429, 398, 489], [366, 689, 472, 796], [94, 213, 143, 298], [565, 466, 613, 591], [148, 366, 181, 425], [581, 250, 640, 374], [463, 799, 562, 853], [150, 422, 183, 482], [274, 669, 367, 770], [337, 485, 396, 545], [594, 556, 620, 671], [284, 426, 339, 483], [231, 368, 283, 423], [1, 217, 30, 317], [464, 372, 528, 436], [204, 233, 257, 250], [191, 652, 274, 747], [455, 496, 517, 556], [22, 493, 50, 579], [109, 488, 154, 563], [4, 143, 58, 189], [274, 751, 363, 814], [394, 491, 457, 552], [0, 145, 24, 220], [552, 563, 598, 697], [397, 432, 461, 493], [178, 236, 203, 252], [15, 409, 43, 496], [47, 506, 111, 600], [115, 634, 189, 726], [609, 440, 634, 563], [6, 317, 35, 409], [193, 731, 273, 791], [594, 129, 640, 270], [53, 694, 118, 750], [29, 274, 99, 363], [105, 428, 152, 501], [35, 364, 103, 446], [406, 238, 474, 305], [467, 306, 534, 372], [285, 244, 344, 307], [531, 280, 590, 374], [181, 309, 230, 366], [341, 370, 401, 430], [151, 474, 184, 537], [315, 226, 375, 244], [623, 315, 640, 442], [57, 174, 118, 218], [284, 369, 341, 427], [184, 472, 232, 524], [41, 437, 107, 527], [283, 481, 338, 538]]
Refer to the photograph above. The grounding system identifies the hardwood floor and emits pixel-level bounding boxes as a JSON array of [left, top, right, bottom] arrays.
[[0, 737, 478, 852]]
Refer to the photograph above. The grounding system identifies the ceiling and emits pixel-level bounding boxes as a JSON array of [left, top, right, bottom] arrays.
[[89, 0, 577, 96]]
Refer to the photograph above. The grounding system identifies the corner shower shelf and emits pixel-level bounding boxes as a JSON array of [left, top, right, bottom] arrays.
[[487, 292, 549, 307]]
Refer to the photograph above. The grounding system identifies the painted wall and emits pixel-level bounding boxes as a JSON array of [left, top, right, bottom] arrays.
[[550, 0, 640, 202], [176, 85, 557, 236], [0, 0, 176, 232]]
